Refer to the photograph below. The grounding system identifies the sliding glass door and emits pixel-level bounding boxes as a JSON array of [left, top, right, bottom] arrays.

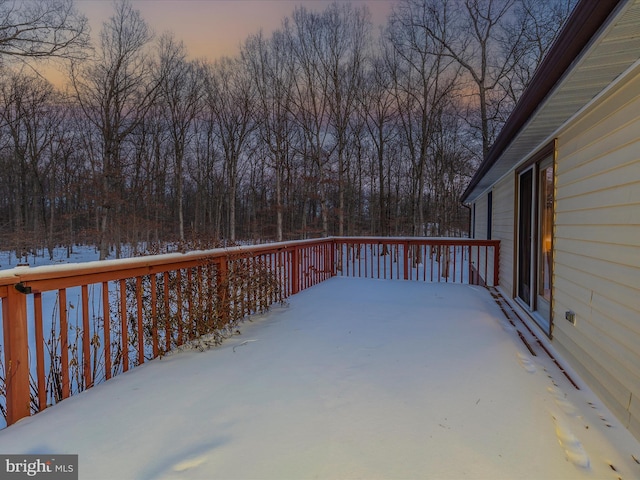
[[517, 157, 554, 336]]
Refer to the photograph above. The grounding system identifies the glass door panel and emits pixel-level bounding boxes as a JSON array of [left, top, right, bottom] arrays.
[[517, 170, 533, 304], [537, 163, 553, 325]]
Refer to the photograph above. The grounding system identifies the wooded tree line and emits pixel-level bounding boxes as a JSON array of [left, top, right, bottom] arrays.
[[0, 0, 576, 260]]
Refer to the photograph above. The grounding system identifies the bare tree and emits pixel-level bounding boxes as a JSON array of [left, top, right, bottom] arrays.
[[400, 0, 518, 157], [50, 107, 89, 257], [387, 0, 461, 236], [320, 3, 369, 237], [0, 71, 63, 258], [70, 0, 157, 259], [287, 6, 335, 237], [397, 0, 577, 162], [359, 51, 398, 236], [205, 56, 256, 242], [0, 0, 579, 250], [191, 107, 224, 237], [503, 0, 577, 102], [156, 32, 204, 241], [0, 0, 88, 61], [243, 29, 298, 242]]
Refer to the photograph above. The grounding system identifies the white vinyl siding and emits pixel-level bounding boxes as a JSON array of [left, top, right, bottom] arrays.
[[553, 67, 640, 438], [470, 180, 513, 292], [473, 194, 488, 240], [470, 195, 489, 284], [492, 178, 515, 297]]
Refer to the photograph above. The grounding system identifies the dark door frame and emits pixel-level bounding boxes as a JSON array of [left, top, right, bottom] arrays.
[[514, 141, 555, 337]]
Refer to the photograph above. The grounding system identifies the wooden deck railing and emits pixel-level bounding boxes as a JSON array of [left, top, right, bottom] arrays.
[[0, 237, 498, 427], [333, 237, 499, 285]]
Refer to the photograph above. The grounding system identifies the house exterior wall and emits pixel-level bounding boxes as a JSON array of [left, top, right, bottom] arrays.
[[473, 179, 515, 296], [492, 178, 515, 298], [471, 195, 488, 284], [553, 67, 640, 439], [473, 194, 488, 241]]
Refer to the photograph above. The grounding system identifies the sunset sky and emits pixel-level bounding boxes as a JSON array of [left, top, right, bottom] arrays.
[[40, 0, 397, 87], [87, 1, 397, 57]]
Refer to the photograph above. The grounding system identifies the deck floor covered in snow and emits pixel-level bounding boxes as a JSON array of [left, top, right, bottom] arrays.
[[1, 277, 639, 479]]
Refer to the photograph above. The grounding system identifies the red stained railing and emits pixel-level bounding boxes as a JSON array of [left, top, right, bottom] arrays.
[[333, 238, 499, 286], [0, 237, 498, 427]]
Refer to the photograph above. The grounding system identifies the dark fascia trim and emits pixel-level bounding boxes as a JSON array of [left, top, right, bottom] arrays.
[[461, 0, 622, 203]]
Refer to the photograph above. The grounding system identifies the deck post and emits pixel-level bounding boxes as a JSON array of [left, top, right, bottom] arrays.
[[3, 285, 31, 425]]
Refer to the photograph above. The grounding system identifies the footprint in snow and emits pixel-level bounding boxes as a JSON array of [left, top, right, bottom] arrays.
[[547, 386, 577, 416], [517, 352, 536, 373], [146, 438, 229, 479], [553, 415, 590, 470], [172, 453, 209, 472]]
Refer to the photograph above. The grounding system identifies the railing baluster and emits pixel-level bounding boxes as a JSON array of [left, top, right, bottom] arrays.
[[249, 257, 255, 315], [119, 279, 128, 373], [59, 288, 70, 398], [303, 248, 307, 287], [196, 266, 203, 335], [187, 268, 194, 340], [462, 246, 466, 284], [176, 270, 183, 346], [102, 282, 111, 380], [362, 243, 367, 278], [33, 292, 46, 411], [484, 245, 489, 285], [291, 248, 299, 295], [81, 284, 92, 389], [164, 272, 171, 352], [208, 263, 216, 327], [312, 245, 317, 285], [494, 243, 500, 287], [217, 258, 230, 323], [136, 277, 144, 365], [452, 245, 457, 283], [303, 247, 308, 289], [471, 245, 477, 285], [403, 242, 409, 281], [151, 274, 158, 358], [383, 245, 387, 279], [278, 251, 285, 299]]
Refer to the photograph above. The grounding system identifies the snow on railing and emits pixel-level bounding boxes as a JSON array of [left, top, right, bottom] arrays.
[[0, 237, 498, 427]]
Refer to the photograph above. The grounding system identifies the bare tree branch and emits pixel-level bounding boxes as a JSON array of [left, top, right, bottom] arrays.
[[0, 0, 88, 61]]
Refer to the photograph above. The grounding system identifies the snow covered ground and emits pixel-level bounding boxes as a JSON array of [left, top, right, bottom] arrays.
[[0, 247, 101, 270], [0, 277, 639, 479]]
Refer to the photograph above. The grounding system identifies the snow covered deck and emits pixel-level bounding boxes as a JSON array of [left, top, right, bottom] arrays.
[[0, 278, 638, 479]]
